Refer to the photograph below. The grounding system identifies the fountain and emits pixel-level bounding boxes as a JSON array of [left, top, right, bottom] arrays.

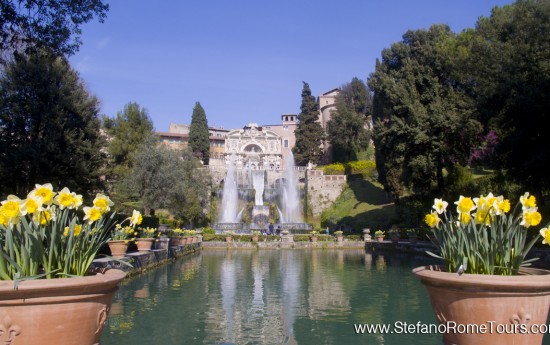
[[213, 152, 311, 234]]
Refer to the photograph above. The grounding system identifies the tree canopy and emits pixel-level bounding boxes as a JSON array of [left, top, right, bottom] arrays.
[[125, 136, 210, 226], [327, 77, 372, 163], [0, 52, 104, 196], [293, 82, 325, 165], [103, 102, 154, 183], [0, 0, 108, 63], [188, 102, 210, 166], [368, 24, 481, 201]]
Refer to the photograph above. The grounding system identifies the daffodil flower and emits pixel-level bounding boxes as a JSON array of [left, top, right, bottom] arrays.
[[432, 198, 448, 214]]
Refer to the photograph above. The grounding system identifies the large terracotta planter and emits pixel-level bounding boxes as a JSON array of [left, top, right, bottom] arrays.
[[252, 235, 259, 242], [107, 240, 128, 257], [135, 238, 154, 251], [413, 265, 550, 345], [0, 269, 126, 345], [310, 236, 318, 242], [336, 236, 344, 242]]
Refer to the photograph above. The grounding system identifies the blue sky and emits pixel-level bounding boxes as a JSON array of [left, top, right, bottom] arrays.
[[70, 0, 514, 132]]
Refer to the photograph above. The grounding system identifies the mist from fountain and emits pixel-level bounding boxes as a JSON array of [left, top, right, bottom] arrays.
[[280, 151, 301, 223], [220, 155, 239, 223]]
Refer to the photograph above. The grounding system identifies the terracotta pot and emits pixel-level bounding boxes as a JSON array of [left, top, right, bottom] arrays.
[[413, 265, 550, 345], [0, 269, 125, 345], [186, 236, 194, 244], [252, 235, 259, 242], [225, 236, 233, 242], [376, 236, 384, 242], [336, 236, 344, 242], [107, 240, 128, 257], [310, 236, 318, 242], [136, 238, 154, 251]]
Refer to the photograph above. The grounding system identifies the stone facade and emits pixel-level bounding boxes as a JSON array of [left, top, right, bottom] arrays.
[[225, 123, 283, 170], [306, 169, 347, 216]]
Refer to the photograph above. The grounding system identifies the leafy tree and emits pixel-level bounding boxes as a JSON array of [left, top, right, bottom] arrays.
[[467, 0, 550, 195], [188, 102, 210, 165], [0, 51, 104, 196], [103, 102, 154, 183], [293, 82, 325, 165], [368, 25, 481, 202], [126, 136, 210, 226], [327, 77, 372, 162], [0, 0, 108, 63]]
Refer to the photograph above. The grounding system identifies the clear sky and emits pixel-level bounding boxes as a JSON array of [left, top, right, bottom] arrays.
[[70, 0, 514, 132]]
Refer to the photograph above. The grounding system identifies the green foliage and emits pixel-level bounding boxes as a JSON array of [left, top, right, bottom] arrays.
[[188, 102, 210, 165], [124, 139, 210, 226], [466, 0, 550, 194], [293, 82, 325, 165], [202, 227, 215, 234], [103, 102, 154, 184], [328, 77, 372, 163], [0, 0, 109, 63], [322, 163, 346, 175], [368, 24, 481, 201], [0, 52, 105, 197]]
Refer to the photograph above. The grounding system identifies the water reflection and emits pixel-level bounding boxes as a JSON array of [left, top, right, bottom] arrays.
[[102, 249, 442, 345]]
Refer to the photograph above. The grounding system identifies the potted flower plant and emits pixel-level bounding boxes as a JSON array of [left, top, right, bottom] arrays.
[[388, 226, 400, 243], [374, 230, 385, 242], [169, 228, 185, 246], [414, 193, 550, 345], [225, 231, 234, 242], [310, 230, 319, 242], [0, 183, 128, 344], [251, 230, 261, 242], [136, 226, 157, 251], [334, 230, 344, 242], [183, 229, 196, 244]]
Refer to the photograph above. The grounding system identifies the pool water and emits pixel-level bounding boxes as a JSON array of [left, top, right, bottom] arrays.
[[100, 249, 501, 344]]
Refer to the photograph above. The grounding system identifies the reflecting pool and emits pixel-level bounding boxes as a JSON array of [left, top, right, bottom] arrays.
[[101, 249, 445, 344]]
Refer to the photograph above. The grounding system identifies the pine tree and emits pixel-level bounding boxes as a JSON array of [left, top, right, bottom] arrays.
[[188, 102, 210, 165], [293, 82, 325, 165], [0, 51, 105, 196]]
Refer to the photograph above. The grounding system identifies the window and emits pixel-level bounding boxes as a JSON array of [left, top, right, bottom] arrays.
[[284, 139, 289, 148]]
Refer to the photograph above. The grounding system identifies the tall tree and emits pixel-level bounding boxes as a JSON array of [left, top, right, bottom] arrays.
[[467, 0, 550, 195], [103, 102, 154, 183], [327, 77, 372, 162], [368, 25, 480, 201], [0, 0, 108, 63], [293, 82, 325, 165], [0, 51, 105, 196], [126, 136, 210, 226], [188, 102, 210, 165]]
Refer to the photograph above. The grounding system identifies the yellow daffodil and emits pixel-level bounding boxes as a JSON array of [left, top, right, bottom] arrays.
[[520, 192, 537, 211], [25, 191, 44, 215], [83, 206, 102, 223], [458, 212, 471, 224], [424, 212, 440, 228], [93, 193, 114, 213], [521, 209, 542, 228], [0, 212, 8, 227], [1, 195, 27, 224], [55, 187, 74, 210], [474, 210, 492, 225], [71, 193, 83, 209], [497, 197, 510, 214], [131, 209, 143, 227], [540, 227, 550, 245], [36, 210, 51, 226], [33, 183, 55, 205], [432, 198, 448, 214], [455, 196, 475, 214]]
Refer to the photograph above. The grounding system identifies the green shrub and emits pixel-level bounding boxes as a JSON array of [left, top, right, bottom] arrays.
[[293, 235, 309, 242], [202, 234, 226, 241], [322, 163, 346, 175], [348, 160, 376, 176], [346, 234, 361, 241], [202, 227, 215, 234]]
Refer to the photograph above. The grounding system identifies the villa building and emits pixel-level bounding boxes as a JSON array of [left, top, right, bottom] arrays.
[[157, 88, 341, 166]]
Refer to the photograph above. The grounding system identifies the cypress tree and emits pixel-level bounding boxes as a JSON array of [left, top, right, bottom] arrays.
[[293, 82, 325, 165], [188, 102, 210, 165]]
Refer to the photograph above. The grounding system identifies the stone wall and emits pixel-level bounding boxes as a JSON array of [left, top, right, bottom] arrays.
[[306, 169, 347, 216]]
